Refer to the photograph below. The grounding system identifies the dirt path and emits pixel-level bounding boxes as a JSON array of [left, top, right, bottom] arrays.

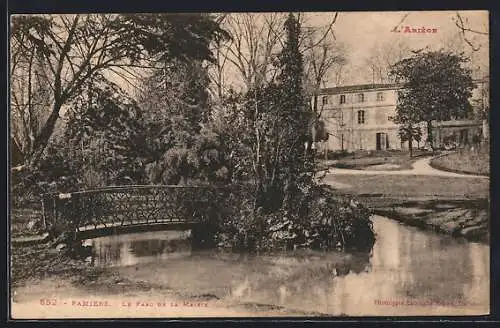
[[327, 156, 488, 179]]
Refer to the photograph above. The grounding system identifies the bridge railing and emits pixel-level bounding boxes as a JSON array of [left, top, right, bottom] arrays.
[[41, 184, 253, 237]]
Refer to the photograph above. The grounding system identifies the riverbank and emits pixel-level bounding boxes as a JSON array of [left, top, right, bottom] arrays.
[[323, 173, 489, 244], [363, 196, 488, 244]]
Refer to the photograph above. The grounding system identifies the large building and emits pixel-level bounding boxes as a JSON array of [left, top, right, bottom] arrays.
[[317, 79, 488, 152]]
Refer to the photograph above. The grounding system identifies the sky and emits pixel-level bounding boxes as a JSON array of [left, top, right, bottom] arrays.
[[111, 10, 489, 95], [322, 10, 489, 85]]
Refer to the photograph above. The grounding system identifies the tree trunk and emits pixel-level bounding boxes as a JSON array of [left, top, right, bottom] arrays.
[[426, 120, 435, 151], [27, 100, 64, 168], [311, 95, 318, 155], [408, 137, 413, 158]]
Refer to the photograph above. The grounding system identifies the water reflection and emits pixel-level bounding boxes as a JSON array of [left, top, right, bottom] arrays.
[[86, 230, 191, 267], [326, 217, 489, 315], [86, 215, 489, 315]]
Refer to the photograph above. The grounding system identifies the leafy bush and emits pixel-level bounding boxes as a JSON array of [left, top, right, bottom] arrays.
[[212, 184, 375, 253], [11, 142, 83, 208], [266, 187, 374, 253]]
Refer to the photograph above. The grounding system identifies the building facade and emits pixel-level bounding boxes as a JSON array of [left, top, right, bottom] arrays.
[[317, 80, 487, 152]]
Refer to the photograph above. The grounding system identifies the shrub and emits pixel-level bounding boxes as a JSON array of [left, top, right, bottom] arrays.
[[11, 143, 83, 208], [211, 187, 260, 251], [212, 184, 375, 253], [262, 184, 375, 252]]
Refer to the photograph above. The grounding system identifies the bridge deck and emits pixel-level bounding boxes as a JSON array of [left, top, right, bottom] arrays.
[[76, 219, 200, 240], [77, 218, 195, 232]]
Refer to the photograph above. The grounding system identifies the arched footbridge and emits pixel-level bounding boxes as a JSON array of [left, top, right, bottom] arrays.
[[41, 185, 248, 240]]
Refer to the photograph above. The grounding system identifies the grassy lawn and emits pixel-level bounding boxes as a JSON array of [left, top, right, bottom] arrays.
[[323, 150, 435, 171], [431, 147, 489, 176], [324, 174, 489, 199]]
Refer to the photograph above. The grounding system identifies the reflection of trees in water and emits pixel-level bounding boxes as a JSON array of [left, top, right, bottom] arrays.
[[369, 218, 476, 302], [93, 240, 123, 266], [129, 239, 169, 257], [464, 243, 489, 305], [370, 217, 406, 299], [395, 226, 475, 302], [324, 217, 481, 314], [91, 232, 194, 266], [231, 252, 372, 311], [284, 253, 371, 313], [128, 239, 190, 257]]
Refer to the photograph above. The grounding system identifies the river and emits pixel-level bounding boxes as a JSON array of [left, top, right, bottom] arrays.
[[83, 215, 489, 316]]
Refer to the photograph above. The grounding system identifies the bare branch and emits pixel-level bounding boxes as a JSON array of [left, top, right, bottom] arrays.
[[455, 12, 488, 35], [391, 13, 410, 32], [453, 12, 488, 52], [301, 13, 338, 53]]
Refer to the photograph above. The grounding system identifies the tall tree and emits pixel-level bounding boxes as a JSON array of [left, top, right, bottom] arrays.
[[234, 13, 313, 213], [302, 19, 345, 147], [136, 58, 214, 185], [364, 39, 411, 84], [209, 13, 340, 97], [274, 13, 312, 211], [10, 16, 54, 161], [207, 13, 341, 152], [10, 14, 228, 168], [63, 75, 147, 186], [390, 50, 475, 150]]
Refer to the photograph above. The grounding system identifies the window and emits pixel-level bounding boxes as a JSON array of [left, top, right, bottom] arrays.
[[322, 96, 329, 105], [340, 95, 346, 104], [377, 92, 385, 101], [357, 110, 365, 124], [357, 93, 364, 103]]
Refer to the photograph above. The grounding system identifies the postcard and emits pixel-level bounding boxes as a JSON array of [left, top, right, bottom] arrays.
[[10, 10, 489, 318]]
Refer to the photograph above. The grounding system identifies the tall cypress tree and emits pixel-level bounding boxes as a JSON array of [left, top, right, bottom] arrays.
[[277, 13, 305, 108], [245, 13, 314, 213], [276, 13, 314, 211]]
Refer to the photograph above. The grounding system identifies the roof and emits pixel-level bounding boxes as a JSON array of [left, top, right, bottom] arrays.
[[320, 83, 403, 95]]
